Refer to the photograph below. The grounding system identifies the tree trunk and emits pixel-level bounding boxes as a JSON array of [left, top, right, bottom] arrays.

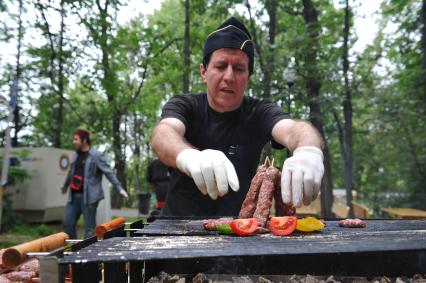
[[54, 0, 65, 148], [302, 0, 333, 217], [262, 0, 276, 101], [183, 0, 190, 93], [111, 118, 126, 209], [422, 0, 426, 110], [12, 0, 23, 147], [96, 0, 126, 208], [342, 0, 354, 217], [133, 113, 142, 194]]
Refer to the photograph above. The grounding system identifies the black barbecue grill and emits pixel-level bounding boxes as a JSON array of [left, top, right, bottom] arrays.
[[39, 219, 426, 283]]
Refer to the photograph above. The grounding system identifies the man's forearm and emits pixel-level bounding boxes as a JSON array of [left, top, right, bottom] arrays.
[[151, 122, 192, 168], [272, 119, 323, 152]]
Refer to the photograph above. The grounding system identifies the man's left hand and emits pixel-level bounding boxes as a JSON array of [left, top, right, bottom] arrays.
[[119, 189, 129, 198], [281, 146, 324, 207]]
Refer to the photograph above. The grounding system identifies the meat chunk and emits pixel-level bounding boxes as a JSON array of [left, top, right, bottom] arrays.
[[253, 166, 280, 227], [18, 259, 39, 274], [239, 164, 267, 219], [202, 217, 233, 231], [2, 271, 36, 283], [339, 218, 367, 228]]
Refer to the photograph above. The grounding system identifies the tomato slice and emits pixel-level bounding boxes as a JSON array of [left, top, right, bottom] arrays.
[[269, 216, 297, 236], [229, 218, 259, 236]]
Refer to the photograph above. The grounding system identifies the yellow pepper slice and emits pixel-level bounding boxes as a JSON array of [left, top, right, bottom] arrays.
[[296, 217, 325, 232]]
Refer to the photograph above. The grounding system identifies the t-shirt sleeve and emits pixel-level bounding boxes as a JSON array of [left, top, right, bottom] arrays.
[[161, 94, 197, 129], [257, 101, 290, 149]]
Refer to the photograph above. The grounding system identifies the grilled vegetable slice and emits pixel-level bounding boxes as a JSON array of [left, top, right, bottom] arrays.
[[296, 217, 325, 232], [269, 216, 297, 236], [216, 224, 235, 234], [229, 218, 259, 236]]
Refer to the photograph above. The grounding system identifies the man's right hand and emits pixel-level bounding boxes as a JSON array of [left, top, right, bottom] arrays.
[[61, 186, 68, 194], [176, 148, 239, 200]]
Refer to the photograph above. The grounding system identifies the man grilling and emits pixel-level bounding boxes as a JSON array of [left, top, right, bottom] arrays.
[[151, 17, 324, 217]]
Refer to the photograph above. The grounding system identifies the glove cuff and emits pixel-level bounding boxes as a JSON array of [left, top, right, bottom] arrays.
[[176, 148, 200, 173], [293, 146, 323, 161]]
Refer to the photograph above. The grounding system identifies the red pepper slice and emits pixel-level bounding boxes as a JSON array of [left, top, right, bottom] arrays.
[[229, 218, 259, 236], [269, 216, 297, 236]]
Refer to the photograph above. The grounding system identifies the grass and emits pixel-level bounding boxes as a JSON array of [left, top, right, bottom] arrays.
[[0, 214, 145, 249], [0, 222, 64, 248]]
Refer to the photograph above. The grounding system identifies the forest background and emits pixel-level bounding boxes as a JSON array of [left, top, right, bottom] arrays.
[[0, 0, 425, 219]]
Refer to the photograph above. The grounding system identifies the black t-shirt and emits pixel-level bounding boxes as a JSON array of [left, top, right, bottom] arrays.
[[160, 93, 288, 217], [72, 151, 88, 194], [146, 159, 170, 201]]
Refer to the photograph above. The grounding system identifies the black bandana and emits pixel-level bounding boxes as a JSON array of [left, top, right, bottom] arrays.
[[203, 17, 254, 75]]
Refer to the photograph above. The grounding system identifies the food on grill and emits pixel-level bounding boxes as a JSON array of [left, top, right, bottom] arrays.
[[253, 166, 281, 227], [269, 216, 297, 236], [296, 217, 325, 232], [215, 224, 234, 235], [202, 217, 233, 231], [95, 217, 126, 239], [239, 158, 295, 229], [239, 164, 267, 219], [0, 255, 39, 282], [1, 232, 69, 269], [229, 218, 259, 236], [255, 226, 270, 234], [0, 270, 36, 282], [339, 218, 367, 228], [274, 182, 296, 217]]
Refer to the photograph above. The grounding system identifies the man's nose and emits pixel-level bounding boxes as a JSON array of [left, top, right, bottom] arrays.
[[223, 65, 235, 82]]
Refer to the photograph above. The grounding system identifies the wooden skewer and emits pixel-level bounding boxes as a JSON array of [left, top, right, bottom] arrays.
[[2, 232, 69, 269], [94, 217, 126, 239], [263, 156, 271, 166]]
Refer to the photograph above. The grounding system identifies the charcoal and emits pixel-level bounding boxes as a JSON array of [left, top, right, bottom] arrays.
[[232, 276, 253, 283], [257, 276, 272, 283], [193, 273, 209, 283], [305, 275, 317, 283], [325, 276, 340, 283]]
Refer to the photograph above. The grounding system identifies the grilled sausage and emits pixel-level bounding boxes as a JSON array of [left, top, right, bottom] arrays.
[[339, 218, 366, 228], [238, 164, 267, 219], [274, 174, 296, 217], [253, 166, 280, 227]]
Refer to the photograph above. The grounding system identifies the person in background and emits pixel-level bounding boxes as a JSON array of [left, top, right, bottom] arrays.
[[151, 17, 324, 217], [146, 159, 171, 216], [61, 129, 129, 239]]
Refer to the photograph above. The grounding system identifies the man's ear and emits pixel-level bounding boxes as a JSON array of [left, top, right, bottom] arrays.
[[200, 63, 207, 83]]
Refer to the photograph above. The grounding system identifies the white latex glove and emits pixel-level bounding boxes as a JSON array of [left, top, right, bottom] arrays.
[[281, 146, 324, 207], [176, 148, 239, 200], [119, 189, 129, 198]]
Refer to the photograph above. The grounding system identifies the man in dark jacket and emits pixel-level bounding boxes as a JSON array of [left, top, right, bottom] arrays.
[[62, 129, 128, 238]]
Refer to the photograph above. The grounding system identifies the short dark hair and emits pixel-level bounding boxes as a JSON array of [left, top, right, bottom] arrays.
[[74, 129, 91, 145]]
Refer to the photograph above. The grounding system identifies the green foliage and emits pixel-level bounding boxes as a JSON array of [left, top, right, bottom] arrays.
[[0, 150, 30, 231], [1, 0, 425, 213], [1, 192, 24, 232]]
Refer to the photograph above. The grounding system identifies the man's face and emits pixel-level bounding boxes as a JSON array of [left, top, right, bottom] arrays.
[[72, 135, 83, 150], [200, 48, 250, 112]]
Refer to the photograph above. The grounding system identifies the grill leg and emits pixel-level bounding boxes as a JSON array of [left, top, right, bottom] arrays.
[[72, 262, 100, 283], [129, 261, 144, 283], [104, 262, 127, 283]]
